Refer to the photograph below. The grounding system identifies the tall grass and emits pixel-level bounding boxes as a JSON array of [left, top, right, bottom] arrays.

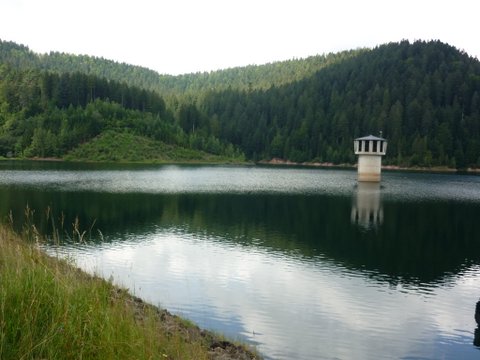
[[0, 224, 213, 359]]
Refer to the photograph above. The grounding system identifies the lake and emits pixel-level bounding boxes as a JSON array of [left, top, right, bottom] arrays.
[[1, 161, 480, 359]]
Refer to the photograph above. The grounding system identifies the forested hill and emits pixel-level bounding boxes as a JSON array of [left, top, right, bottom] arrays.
[[151, 50, 363, 94], [0, 40, 162, 93], [0, 39, 363, 94], [196, 41, 480, 167], [0, 49, 244, 161], [1, 39, 480, 168]]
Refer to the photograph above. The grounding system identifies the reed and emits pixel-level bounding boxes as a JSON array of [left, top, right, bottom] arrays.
[[0, 224, 256, 359]]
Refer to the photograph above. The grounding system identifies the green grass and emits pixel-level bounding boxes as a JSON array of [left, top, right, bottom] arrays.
[[64, 131, 245, 164], [0, 224, 258, 359]]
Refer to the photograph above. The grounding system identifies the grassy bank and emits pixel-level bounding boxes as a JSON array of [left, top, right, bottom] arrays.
[[0, 224, 258, 359]]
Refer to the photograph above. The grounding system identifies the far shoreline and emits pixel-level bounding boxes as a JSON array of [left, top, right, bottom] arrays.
[[257, 158, 480, 174], [1, 156, 480, 174]]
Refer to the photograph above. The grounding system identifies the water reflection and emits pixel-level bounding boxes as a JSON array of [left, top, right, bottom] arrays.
[[2, 164, 480, 359], [351, 182, 383, 228], [2, 185, 480, 287], [49, 227, 480, 360], [475, 300, 480, 347]]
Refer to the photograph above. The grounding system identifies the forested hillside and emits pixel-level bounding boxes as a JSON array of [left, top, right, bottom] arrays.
[[1, 39, 479, 167], [194, 41, 480, 167], [0, 39, 361, 95], [0, 40, 162, 92], [0, 64, 242, 160]]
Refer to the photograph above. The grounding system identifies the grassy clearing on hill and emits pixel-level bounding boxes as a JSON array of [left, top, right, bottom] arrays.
[[0, 224, 259, 360], [64, 131, 245, 164]]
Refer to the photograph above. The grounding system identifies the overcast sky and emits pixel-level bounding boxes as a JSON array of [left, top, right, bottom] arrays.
[[1, 0, 479, 75]]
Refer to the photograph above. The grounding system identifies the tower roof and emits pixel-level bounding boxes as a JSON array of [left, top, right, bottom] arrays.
[[355, 134, 386, 141]]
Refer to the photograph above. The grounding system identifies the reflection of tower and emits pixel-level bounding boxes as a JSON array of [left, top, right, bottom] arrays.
[[354, 135, 387, 182], [475, 300, 480, 347], [351, 182, 383, 228]]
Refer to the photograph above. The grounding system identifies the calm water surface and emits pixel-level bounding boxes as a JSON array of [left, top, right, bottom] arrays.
[[1, 161, 480, 359]]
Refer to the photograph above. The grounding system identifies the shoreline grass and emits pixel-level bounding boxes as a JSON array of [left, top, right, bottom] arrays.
[[0, 224, 259, 360]]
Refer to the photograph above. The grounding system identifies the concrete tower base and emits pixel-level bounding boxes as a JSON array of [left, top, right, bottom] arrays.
[[357, 155, 382, 182]]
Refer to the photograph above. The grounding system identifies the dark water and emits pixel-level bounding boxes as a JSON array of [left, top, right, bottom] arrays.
[[1, 161, 480, 359]]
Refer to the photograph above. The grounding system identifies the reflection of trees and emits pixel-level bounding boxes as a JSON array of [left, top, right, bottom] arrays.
[[1, 188, 480, 285], [0, 189, 166, 238], [172, 194, 480, 285]]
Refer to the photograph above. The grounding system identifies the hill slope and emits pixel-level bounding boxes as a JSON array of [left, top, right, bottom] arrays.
[[196, 40, 480, 167], [1, 39, 479, 168], [64, 130, 244, 163], [0, 38, 363, 94], [0, 63, 243, 161]]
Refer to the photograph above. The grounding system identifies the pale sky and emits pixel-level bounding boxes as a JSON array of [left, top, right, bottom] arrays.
[[1, 0, 479, 75]]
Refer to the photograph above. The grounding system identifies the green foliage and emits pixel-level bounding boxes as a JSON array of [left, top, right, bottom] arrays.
[[0, 226, 213, 359], [1, 39, 480, 168], [0, 60, 243, 161], [196, 40, 480, 167], [65, 130, 245, 163], [0, 38, 363, 95]]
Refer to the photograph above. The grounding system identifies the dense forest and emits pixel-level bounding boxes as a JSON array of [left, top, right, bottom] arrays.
[[0, 39, 362, 95], [0, 64, 242, 160], [1, 39, 479, 167], [198, 41, 480, 167]]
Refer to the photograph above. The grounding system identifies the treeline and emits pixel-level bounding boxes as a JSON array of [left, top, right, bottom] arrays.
[[1, 67, 168, 116], [0, 65, 242, 159], [193, 40, 480, 167], [1, 39, 480, 168], [154, 50, 363, 94], [0, 40, 162, 92], [0, 38, 362, 95]]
